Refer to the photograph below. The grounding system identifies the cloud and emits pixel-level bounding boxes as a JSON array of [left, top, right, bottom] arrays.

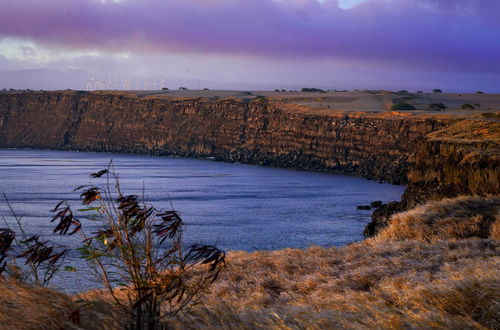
[[0, 0, 499, 73], [18, 46, 37, 57]]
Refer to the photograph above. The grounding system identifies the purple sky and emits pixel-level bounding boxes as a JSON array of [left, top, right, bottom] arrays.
[[0, 0, 499, 91]]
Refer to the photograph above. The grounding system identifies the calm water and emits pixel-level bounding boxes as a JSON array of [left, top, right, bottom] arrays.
[[0, 149, 404, 291]]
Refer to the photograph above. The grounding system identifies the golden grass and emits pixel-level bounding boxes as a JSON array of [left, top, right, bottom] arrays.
[[168, 238, 498, 329], [0, 279, 77, 329], [1, 196, 499, 329], [427, 118, 500, 145], [378, 196, 500, 242], [0, 279, 127, 330]]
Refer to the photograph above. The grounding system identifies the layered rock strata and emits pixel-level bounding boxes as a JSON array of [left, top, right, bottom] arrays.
[[365, 118, 500, 236], [1, 91, 498, 236], [0, 91, 445, 184]]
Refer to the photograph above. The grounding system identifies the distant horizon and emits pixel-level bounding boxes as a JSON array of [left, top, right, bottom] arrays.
[[3, 85, 497, 95]]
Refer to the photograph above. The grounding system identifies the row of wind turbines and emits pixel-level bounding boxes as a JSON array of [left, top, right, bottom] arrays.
[[85, 78, 167, 91]]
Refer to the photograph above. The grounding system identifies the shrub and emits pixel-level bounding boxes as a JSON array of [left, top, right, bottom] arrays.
[[178, 87, 188, 90], [429, 103, 447, 111], [254, 95, 267, 103], [1, 168, 225, 329], [397, 90, 408, 94], [477, 91, 484, 94], [391, 103, 416, 110], [462, 103, 475, 110], [161, 87, 168, 91], [433, 89, 443, 93], [0, 195, 68, 287], [417, 91, 423, 93], [301, 88, 326, 93]]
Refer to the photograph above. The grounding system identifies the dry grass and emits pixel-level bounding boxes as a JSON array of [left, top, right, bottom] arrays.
[[1, 196, 499, 329], [167, 238, 498, 329], [0, 279, 127, 330], [378, 196, 500, 242], [427, 118, 500, 145], [0, 279, 77, 329]]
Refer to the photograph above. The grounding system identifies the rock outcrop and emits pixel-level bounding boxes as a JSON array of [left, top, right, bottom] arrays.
[[365, 117, 500, 235], [404, 119, 500, 204]]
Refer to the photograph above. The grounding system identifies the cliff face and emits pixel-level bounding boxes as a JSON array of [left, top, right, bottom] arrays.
[[1, 91, 498, 237], [404, 119, 500, 204], [0, 91, 446, 184], [364, 118, 500, 236]]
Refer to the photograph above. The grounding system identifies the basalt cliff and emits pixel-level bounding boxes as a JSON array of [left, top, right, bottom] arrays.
[[0, 91, 498, 234]]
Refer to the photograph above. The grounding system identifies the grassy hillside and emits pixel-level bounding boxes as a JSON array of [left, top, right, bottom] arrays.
[[1, 196, 499, 329]]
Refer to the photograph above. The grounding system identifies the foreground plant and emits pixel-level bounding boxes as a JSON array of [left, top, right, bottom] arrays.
[[0, 194, 69, 286], [1, 165, 225, 329]]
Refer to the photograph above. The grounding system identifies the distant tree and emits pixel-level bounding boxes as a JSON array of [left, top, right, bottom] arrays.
[[203, 88, 209, 90], [301, 88, 326, 93], [275, 89, 280, 92], [391, 103, 416, 110], [254, 95, 267, 103], [178, 87, 188, 90], [429, 103, 447, 111], [417, 91, 424, 94], [477, 91, 484, 94], [462, 103, 475, 110], [433, 89, 443, 93], [161, 87, 169, 91], [397, 90, 409, 94], [281, 89, 286, 92]]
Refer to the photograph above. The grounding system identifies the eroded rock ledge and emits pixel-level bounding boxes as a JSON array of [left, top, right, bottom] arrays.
[[366, 118, 500, 236]]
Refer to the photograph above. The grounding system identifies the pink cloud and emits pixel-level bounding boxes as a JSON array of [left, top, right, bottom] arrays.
[[0, 0, 499, 73]]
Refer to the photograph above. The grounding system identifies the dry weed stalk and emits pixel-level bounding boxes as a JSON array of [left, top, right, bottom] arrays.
[[60, 165, 225, 329]]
